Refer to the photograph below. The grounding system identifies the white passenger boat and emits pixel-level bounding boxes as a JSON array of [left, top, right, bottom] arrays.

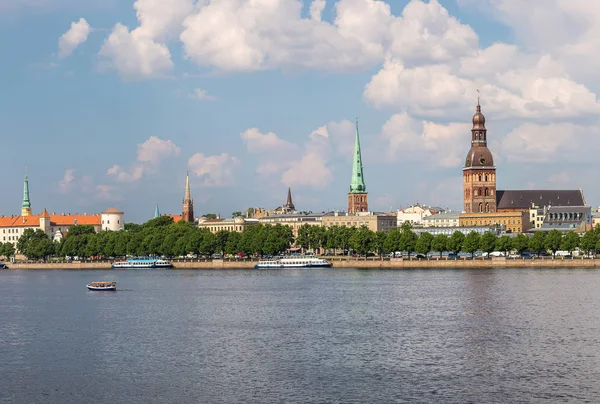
[[87, 281, 117, 291], [254, 256, 332, 269], [112, 258, 174, 269]]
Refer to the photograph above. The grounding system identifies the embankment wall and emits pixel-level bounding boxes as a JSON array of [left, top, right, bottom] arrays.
[[8, 257, 600, 270]]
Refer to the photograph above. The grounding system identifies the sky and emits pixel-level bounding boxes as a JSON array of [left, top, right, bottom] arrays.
[[1, 0, 600, 223]]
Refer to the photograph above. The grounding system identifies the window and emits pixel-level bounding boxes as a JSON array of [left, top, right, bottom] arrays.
[[107, 220, 110, 224]]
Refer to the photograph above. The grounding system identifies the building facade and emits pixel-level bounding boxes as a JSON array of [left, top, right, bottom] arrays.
[[459, 211, 529, 234], [322, 212, 397, 233], [397, 205, 438, 227], [536, 206, 592, 233], [348, 119, 368, 214], [259, 213, 330, 238], [198, 217, 259, 233], [422, 212, 460, 228]]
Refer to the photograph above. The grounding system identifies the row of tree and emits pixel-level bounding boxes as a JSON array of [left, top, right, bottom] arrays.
[[8, 217, 600, 261]]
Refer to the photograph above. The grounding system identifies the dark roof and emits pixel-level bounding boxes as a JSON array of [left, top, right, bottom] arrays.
[[496, 190, 584, 210]]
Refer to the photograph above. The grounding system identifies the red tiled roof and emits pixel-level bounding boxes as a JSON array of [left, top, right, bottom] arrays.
[[0, 213, 101, 228]]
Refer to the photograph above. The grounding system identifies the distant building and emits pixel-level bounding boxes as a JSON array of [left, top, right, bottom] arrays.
[[413, 226, 501, 237], [0, 177, 124, 247], [259, 212, 329, 238], [397, 204, 441, 227], [422, 212, 460, 228], [322, 211, 396, 233], [593, 211, 600, 229], [534, 206, 592, 233], [348, 119, 368, 214], [459, 211, 529, 234], [198, 217, 259, 233], [460, 98, 586, 233]]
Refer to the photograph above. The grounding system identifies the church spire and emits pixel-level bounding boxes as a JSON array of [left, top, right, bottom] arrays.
[[21, 173, 32, 217], [182, 172, 194, 223], [349, 117, 366, 193], [285, 187, 295, 210], [154, 204, 160, 219], [347, 117, 368, 214]]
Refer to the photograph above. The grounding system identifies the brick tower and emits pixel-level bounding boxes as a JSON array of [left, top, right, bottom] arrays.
[[463, 98, 496, 213], [182, 173, 194, 223]]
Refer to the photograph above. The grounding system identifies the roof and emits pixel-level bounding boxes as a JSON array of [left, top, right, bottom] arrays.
[[167, 214, 183, 223], [496, 190, 584, 210], [102, 207, 124, 214], [0, 213, 101, 228], [423, 212, 460, 220], [546, 206, 591, 214]]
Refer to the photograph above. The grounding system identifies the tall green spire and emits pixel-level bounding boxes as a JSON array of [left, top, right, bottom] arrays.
[[154, 204, 160, 219], [349, 117, 366, 194], [22, 175, 31, 209]]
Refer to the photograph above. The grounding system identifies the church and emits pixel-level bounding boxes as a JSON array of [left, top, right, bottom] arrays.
[[459, 99, 586, 233]]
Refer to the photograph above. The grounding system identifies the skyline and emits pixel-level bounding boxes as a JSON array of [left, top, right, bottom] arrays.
[[2, 0, 600, 222]]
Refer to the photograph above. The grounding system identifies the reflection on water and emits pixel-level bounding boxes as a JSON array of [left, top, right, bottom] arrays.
[[1, 268, 600, 403]]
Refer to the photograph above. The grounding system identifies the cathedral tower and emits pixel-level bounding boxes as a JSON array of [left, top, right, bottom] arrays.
[[348, 118, 368, 214], [21, 174, 32, 217], [463, 98, 496, 213], [182, 173, 194, 223]]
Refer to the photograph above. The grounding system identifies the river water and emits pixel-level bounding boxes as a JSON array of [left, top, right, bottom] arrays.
[[1, 268, 599, 403]]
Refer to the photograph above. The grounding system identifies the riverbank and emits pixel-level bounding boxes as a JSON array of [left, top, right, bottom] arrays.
[[7, 257, 600, 269]]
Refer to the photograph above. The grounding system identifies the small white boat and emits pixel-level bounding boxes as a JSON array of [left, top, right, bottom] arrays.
[[112, 258, 173, 269], [87, 281, 117, 291], [255, 255, 332, 269]]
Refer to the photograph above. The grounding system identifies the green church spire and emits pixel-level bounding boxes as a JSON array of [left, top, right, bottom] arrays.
[[22, 175, 31, 209], [349, 117, 366, 194], [154, 204, 160, 219]]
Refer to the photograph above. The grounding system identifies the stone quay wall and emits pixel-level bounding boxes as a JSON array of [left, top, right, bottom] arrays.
[[7, 257, 600, 270]]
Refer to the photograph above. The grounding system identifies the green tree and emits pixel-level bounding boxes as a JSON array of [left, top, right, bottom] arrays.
[[528, 231, 547, 257], [124, 223, 142, 232], [296, 224, 312, 251], [16, 229, 36, 255], [399, 229, 418, 256], [545, 230, 563, 257], [225, 231, 242, 255], [580, 231, 597, 256], [511, 233, 529, 255], [447, 231, 465, 254], [415, 232, 433, 256], [431, 234, 448, 257], [215, 230, 229, 255], [479, 232, 498, 255], [349, 226, 375, 256], [232, 211, 242, 218], [384, 228, 402, 255], [202, 213, 218, 219], [495, 235, 512, 256], [2, 242, 15, 259], [199, 231, 217, 255], [373, 231, 388, 256], [560, 231, 580, 255], [462, 231, 480, 257]]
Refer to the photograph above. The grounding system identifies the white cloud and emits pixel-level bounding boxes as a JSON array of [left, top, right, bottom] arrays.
[[189, 88, 216, 101], [107, 136, 180, 182], [58, 18, 91, 58], [310, 0, 326, 21], [99, 23, 173, 80], [188, 153, 240, 187], [241, 119, 355, 188], [58, 169, 75, 193], [281, 152, 333, 188], [241, 128, 298, 153], [381, 112, 470, 168], [499, 123, 600, 163]]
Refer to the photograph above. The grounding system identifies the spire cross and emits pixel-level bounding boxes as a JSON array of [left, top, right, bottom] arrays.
[[477, 89, 480, 105]]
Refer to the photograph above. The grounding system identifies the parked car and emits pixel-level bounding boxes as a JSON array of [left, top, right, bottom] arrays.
[[522, 252, 533, 259], [447, 253, 457, 259]]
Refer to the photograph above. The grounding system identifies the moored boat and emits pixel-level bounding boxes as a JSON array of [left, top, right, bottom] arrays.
[[254, 256, 332, 269], [112, 258, 174, 269], [87, 281, 117, 291]]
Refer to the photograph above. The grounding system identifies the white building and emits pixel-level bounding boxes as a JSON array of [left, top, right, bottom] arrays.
[[396, 205, 439, 227], [422, 212, 460, 228], [101, 207, 125, 231]]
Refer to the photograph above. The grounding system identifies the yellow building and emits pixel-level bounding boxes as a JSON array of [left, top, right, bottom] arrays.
[[459, 211, 529, 234], [259, 213, 326, 238]]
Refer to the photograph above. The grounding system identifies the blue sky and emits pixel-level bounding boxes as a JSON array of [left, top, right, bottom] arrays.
[[1, 0, 599, 223]]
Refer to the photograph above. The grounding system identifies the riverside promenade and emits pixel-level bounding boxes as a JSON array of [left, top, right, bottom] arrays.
[[8, 257, 600, 270]]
